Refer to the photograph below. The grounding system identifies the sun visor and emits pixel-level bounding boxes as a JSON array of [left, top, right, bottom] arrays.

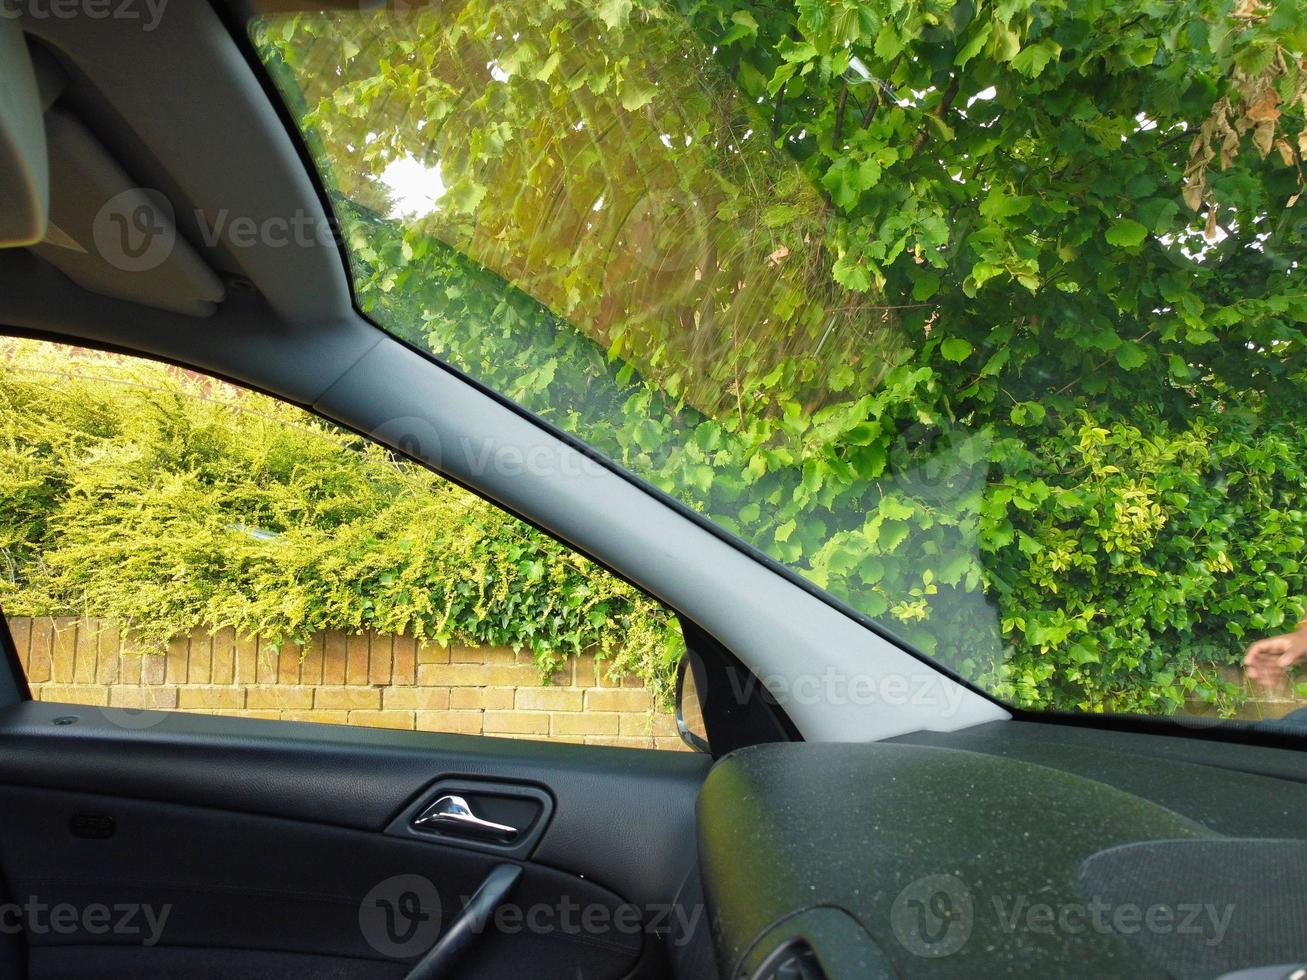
[[29, 110, 226, 318], [28, 41, 69, 113], [0, 22, 49, 248]]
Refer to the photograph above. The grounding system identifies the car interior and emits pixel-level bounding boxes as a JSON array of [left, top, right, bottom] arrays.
[[0, 3, 1305, 979]]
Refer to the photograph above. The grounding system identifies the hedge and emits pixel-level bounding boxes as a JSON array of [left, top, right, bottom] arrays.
[[0, 342, 682, 697]]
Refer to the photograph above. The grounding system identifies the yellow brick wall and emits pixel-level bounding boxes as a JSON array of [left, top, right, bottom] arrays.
[[10, 617, 685, 750]]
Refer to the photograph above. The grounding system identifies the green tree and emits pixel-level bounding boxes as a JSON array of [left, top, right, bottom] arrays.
[[255, 0, 1307, 716]]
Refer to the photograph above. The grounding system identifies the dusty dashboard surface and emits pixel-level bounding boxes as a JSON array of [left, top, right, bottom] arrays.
[[696, 730, 1307, 979]]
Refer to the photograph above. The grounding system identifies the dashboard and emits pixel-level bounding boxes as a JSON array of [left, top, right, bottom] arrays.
[[695, 721, 1307, 979]]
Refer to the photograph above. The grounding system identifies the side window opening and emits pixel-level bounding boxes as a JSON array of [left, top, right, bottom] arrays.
[[0, 338, 687, 749]]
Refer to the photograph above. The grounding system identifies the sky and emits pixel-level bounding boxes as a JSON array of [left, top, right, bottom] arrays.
[[379, 155, 446, 218]]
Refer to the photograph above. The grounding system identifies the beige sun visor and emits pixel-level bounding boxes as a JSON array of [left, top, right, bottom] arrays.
[[29, 110, 226, 317], [0, 20, 49, 248]]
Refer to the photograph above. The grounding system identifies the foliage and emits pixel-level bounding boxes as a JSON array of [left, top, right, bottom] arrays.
[[0, 342, 682, 697], [252, 0, 1307, 717]]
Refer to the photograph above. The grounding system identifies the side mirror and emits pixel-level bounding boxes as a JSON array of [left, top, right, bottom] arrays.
[[675, 654, 711, 753]]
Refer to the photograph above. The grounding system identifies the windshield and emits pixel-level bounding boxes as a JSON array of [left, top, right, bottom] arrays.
[[252, 2, 1307, 724]]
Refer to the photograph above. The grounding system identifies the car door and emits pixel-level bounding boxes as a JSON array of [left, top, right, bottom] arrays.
[[0, 340, 722, 980], [0, 693, 709, 979]]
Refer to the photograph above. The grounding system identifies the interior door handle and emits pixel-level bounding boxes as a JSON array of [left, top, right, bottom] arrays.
[[413, 795, 519, 843]]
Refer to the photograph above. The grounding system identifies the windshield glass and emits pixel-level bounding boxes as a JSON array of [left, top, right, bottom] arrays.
[[252, 2, 1307, 724]]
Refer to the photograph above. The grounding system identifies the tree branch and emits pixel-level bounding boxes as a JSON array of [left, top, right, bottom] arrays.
[[771, 81, 787, 142], [911, 75, 960, 154], [833, 78, 849, 145]]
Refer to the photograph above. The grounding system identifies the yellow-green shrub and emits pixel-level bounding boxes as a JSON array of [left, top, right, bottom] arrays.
[[0, 342, 681, 696]]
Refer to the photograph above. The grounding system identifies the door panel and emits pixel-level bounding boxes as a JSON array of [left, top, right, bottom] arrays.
[[0, 786, 643, 979], [0, 700, 711, 978]]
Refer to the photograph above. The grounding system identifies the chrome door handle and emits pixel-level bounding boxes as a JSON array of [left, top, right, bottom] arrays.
[[413, 795, 519, 843]]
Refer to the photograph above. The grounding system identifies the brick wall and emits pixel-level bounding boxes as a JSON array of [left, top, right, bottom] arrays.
[[10, 617, 684, 750]]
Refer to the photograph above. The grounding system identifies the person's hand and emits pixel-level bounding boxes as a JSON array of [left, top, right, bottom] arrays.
[[1244, 624, 1307, 694]]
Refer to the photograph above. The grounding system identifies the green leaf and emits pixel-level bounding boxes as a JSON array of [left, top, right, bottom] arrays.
[[880, 521, 910, 552], [687, 463, 714, 494], [912, 271, 941, 301], [1167, 354, 1193, 381], [763, 203, 804, 228], [980, 191, 1033, 219], [730, 9, 759, 33], [595, 0, 633, 31], [1009, 401, 1046, 426], [844, 421, 880, 446], [925, 114, 956, 142], [955, 23, 993, 69], [444, 178, 487, 213], [874, 28, 904, 61], [879, 496, 915, 520], [1115, 342, 1148, 370], [829, 363, 856, 390], [778, 38, 818, 63], [1235, 41, 1276, 75], [832, 254, 871, 292], [821, 157, 882, 210], [693, 421, 723, 451], [531, 51, 561, 82], [1011, 39, 1062, 77], [619, 79, 657, 111], [941, 338, 973, 362], [720, 10, 759, 44], [1105, 218, 1148, 248], [991, 25, 1021, 62], [1127, 38, 1159, 67]]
